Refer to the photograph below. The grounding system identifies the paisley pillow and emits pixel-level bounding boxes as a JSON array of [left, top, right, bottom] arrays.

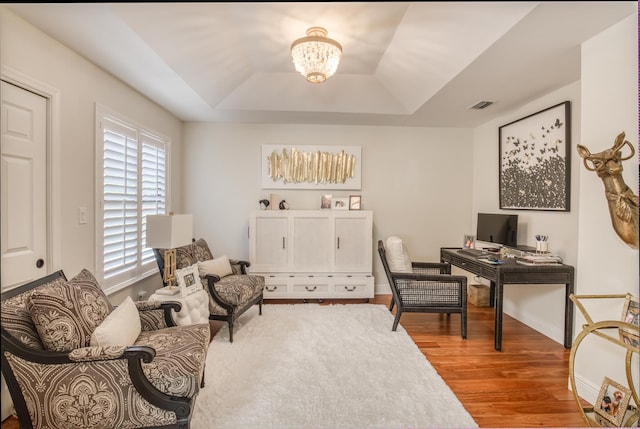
[[27, 269, 113, 352]]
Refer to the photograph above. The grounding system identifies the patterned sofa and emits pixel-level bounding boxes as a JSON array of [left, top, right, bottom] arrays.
[[0, 269, 210, 429], [153, 238, 264, 342]]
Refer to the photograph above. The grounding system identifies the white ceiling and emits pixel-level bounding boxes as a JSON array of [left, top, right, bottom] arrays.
[[6, 2, 636, 127]]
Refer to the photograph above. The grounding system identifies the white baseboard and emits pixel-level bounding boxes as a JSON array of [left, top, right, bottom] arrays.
[[571, 373, 599, 405], [374, 282, 391, 295]]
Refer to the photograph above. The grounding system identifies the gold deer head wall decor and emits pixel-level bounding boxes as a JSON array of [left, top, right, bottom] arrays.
[[576, 132, 639, 249]]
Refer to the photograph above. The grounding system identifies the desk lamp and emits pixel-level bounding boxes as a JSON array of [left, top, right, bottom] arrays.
[[146, 213, 193, 295]]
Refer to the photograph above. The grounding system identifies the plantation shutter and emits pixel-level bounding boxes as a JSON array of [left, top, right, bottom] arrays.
[[103, 118, 139, 282], [99, 114, 168, 290], [140, 133, 166, 266]]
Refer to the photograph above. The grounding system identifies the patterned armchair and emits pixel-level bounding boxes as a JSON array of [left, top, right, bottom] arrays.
[[1, 269, 210, 429], [153, 238, 264, 342]]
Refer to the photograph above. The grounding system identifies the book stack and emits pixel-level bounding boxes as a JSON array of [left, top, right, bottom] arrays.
[[516, 253, 563, 266]]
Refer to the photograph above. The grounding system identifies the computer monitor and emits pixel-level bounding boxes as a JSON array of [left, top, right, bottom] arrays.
[[476, 213, 518, 248]]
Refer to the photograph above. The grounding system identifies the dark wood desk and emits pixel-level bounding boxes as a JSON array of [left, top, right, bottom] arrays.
[[440, 248, 575, 351]]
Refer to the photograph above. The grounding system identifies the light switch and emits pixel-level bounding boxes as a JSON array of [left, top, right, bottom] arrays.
[[78, 207, 87, 224]]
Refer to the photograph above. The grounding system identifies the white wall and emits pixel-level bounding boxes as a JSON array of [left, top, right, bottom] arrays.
[[182, 123, 474, 289], [573, 13, 639, 404], [471, 82, 581, 344], [0, 8, 184, 304]]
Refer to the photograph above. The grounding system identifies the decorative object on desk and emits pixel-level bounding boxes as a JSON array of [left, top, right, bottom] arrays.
[[517, 253, 562, 266], [463, 234, 476, 249], [594, 377, 633, 427], [262, 145, 361, 190], [620, 294, 639, 348], [279, 199, 290, 210], [320, 194, 332, 209], [349, 195, 361, 210], [535, 234, 549, 253], [332, 197, 348, 210], [576, 132, 638, 250], [499, 101, 570, 211], [146, 213, 193, 296], [259, 199, 270, 210]]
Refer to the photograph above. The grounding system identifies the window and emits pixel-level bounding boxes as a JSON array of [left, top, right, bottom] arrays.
[[96, 108, 170, 291]]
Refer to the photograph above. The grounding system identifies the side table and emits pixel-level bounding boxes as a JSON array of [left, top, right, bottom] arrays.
[[149, 288, 209, 326]]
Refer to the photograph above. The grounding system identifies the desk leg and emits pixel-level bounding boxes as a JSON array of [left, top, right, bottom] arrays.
[[494, 281, 503, 351], [564, 280, 574, 349], [489, 282, 496, 307]]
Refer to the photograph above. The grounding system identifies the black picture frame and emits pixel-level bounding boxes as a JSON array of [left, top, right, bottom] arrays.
[[499, 101, 571, 211]]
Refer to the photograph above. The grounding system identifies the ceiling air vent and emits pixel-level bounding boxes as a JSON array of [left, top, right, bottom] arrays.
[[468, 100, 494, 110]]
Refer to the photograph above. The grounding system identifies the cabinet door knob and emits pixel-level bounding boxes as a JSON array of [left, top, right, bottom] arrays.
[[337, 237, 340, 249], [36, 259, 45, 268], [282, 237, 285, 249]]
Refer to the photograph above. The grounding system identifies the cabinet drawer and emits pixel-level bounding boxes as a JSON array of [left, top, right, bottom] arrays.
[[292, 278, 330, 295], [262, 276, 289, 297], [333, 276, 374, 298], [263, 283, 289, 297]]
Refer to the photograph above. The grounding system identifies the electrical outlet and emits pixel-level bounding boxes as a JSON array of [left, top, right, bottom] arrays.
[[78, 207, 87, 224]]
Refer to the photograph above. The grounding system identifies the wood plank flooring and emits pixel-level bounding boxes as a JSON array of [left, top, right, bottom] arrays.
[[1, 295, 587, 428]]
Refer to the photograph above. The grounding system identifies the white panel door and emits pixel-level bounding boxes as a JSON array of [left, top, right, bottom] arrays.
[[1, 81, 48, 290], [292, 214, 330, 272], [250, 214, 289, 272], [333, 213, 372, 272]]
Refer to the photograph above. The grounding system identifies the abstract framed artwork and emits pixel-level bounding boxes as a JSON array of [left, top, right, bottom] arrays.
[[499, 101, 571, 211], [262, 145, 362, 190]]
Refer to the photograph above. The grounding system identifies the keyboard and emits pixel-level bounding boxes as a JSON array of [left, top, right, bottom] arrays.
[[458, 248, 487, 257]]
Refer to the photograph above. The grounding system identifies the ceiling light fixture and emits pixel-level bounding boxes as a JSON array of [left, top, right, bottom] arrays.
[[291, 27, 342, 84]]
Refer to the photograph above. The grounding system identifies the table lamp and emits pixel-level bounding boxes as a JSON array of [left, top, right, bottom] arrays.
[[146, 213, 193, 296]]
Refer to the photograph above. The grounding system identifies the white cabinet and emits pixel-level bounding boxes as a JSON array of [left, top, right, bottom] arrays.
[[249, 210, 374, 299]]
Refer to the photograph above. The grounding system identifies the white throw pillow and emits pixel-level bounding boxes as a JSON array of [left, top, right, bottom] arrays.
[[385, 236, 413, 273], [90, 296, 141, 347], [198, 256, 233, 279]]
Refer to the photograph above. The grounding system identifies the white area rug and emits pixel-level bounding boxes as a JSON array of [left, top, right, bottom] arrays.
[[191, 304, 477, 429]]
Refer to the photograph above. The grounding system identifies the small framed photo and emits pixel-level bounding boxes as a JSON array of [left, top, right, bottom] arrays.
[[594, 377, 632, 427], [620, 294, 639, 348], [332, 197, 349, 210], [320, 195, 332, 210], [349, 195, 361, 210], [175, 264, 202, 297]]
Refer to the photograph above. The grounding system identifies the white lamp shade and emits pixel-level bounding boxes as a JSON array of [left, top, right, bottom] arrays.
[[146, 214, 193, 249]]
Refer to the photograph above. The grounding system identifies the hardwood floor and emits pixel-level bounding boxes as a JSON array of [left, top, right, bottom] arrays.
[[1, 295, 586, 428]]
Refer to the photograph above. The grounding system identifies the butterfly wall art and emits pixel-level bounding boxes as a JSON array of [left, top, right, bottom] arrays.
[[499, 101, 571, 211]]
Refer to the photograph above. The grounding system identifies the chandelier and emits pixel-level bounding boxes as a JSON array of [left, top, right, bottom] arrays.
[[290, 27, 342, 84]]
